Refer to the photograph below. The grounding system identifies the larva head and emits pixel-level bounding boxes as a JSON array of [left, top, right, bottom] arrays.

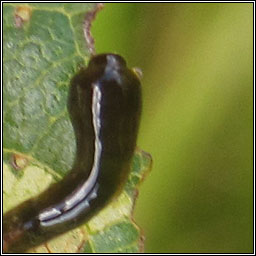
[[68, 53, 142, 150], [88, 53, 127, 70]]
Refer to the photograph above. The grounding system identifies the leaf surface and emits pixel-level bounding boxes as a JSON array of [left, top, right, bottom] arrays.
[[3, 3, 152, 253]]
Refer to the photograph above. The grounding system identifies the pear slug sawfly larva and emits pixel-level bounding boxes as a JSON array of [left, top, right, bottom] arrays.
[[3, 53, 142, 253]]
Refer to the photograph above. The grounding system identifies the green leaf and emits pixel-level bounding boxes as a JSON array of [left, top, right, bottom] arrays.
[[3, 3, 152, 253]]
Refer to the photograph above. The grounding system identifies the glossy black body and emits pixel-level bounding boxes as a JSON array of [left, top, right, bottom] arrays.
[[3, 54, 142, 253]]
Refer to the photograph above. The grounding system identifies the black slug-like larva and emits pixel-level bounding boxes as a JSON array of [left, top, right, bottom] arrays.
[[3, 54, 142, 253]]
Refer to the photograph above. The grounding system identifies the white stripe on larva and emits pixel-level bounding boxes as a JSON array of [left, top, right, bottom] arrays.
[[39, 83, 102, 225], [63, 83, 102, 209], [38, 207, 61, 220], [39, 185, 99, 227]]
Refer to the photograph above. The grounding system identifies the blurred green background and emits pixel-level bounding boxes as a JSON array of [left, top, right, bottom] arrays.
[[92, 3, 253, 253]]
